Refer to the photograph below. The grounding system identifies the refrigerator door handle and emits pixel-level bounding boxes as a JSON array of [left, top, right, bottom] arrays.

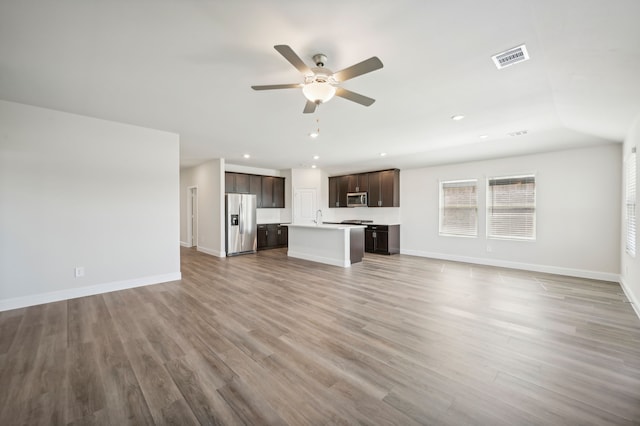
[[238, 202, 244, 235]]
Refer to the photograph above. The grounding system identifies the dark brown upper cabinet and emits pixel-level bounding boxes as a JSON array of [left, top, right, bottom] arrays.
[[368, 169, 400, 207], [225, 172, 284, 208], [329, 176, 350, 207], [347, 173, 369, 193], [329, 169, 399, 208]]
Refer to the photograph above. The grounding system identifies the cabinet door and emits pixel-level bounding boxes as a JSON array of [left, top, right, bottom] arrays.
[[273, 177, 285, 208], [347, 174, 369, 193], [257, 225, 268, 249], [277, 225, 288, 246], [235, 173, 250, 193], [374, 231, 389, 254], [347, 175, 359, 193], [368, 172, 382, 206], [329, 177, 339, 208], [225, 172, 236, 193], [261, 176, 274, 208], [380, 169, 399, 207], [266, 224, 279, 247], [249, 175, 262, 207], [365, 229, 375, 253], [337, 175, 349, 207], [356, 173, 369, 193]]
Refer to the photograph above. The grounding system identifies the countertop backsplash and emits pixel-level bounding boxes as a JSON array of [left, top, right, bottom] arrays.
[[323, 206, 401, 225]]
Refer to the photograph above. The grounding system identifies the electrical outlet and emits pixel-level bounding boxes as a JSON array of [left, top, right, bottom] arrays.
[[74, 267, 85, 278]]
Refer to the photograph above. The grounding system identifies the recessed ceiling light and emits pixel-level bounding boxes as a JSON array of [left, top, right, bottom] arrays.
[[479, 134, 489, 139], [380, 152, 387, 157], [309, 132, 319, 138], [313, 155, 319, 160], [311, 164, 317, 169], [243, 154, 250, 159], [451, 115, 465, 121]]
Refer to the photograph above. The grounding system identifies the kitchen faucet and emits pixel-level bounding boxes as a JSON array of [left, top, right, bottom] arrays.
[[314, 209, 323, 225]]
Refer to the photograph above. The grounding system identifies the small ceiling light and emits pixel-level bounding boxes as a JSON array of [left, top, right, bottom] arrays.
[[302, 81, 336, 104], [479, 134, 489, 139], [313, 155, 320, 160], [311, 164, 317, 169], [243, 154, 250, 159], [451, 115, 465, 121], [380, 152, 387, 157], [309, 132, 319, 138]]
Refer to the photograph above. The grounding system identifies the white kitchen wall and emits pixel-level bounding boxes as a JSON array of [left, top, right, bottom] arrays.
[[401, 144, 621, 281], [0, 100, 180, 310], [621, 116, 640, 317], [180, 159, 225, 256]]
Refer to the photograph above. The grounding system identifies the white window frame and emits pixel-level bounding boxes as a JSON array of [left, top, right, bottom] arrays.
[[439, 179, 478, 238], [625, 148, 637, 257], [486, 174, 536, 241]]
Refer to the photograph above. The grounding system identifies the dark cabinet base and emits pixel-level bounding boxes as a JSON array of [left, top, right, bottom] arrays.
[[365, 225, 400, 255], [257, 224, 288, 250]]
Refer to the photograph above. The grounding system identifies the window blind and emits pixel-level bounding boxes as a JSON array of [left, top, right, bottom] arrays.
[[626, 149, 637, 256], [439, 179, 478, 237], [487, 175, 535, 240]]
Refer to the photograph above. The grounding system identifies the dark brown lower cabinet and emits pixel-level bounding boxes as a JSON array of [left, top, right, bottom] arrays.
[[257, 224, 288, 250], [365, 225, 400, 255]]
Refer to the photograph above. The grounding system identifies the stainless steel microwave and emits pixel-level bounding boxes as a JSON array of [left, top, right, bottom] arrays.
[[346, 192, 368, 207]]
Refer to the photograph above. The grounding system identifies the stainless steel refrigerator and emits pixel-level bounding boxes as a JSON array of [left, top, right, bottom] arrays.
[[225, 193, 257, 256]]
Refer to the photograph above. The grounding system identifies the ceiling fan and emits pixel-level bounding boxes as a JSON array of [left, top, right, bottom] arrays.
[[251, 45, 383, 114]]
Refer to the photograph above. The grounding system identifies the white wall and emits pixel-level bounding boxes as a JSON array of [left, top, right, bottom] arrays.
[[180, 159, 225, 256], [401, 144, 621, 281], [0, 100, 181, 310], [621, 116, 640, 317]]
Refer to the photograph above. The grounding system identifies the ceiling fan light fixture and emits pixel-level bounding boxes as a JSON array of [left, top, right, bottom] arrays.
[[302, 81, 336, 103]]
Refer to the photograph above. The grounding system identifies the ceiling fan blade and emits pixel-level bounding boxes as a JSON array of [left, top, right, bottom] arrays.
[[335, 88, 375, 106], [333, 56, 383, 82], [303, 100, 317, 114], [251, 83, 301, 91], [274, 45, 312, 75]]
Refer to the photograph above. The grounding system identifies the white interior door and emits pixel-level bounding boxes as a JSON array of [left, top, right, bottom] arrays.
[[294, 188, 317, 224]]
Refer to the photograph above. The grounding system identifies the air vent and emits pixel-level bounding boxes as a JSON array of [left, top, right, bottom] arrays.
[[508, 130, 528, 137], [492, 44, 529, 69]]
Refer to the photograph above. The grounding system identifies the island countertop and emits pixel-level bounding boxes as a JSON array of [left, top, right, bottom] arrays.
[[283, 223, 367, 230]]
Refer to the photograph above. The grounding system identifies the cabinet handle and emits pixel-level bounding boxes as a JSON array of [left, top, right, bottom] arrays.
[[372, 232, 377, 238], [378, 200, 382, 207]]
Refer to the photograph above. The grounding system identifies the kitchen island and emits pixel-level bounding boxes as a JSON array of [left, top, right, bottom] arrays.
[[283, 223, 366, 267]]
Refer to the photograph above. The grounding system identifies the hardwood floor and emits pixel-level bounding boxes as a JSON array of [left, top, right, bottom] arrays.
[[1, 247, 640, 425]]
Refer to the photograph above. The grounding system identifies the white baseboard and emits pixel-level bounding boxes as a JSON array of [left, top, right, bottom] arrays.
[[400, 249, 619, 282], [619, 276, 640, 320], [0, 272, 182, 312], [180, 241, 190, 247], [287, 250, 350, 268], [197, 245, 225, 257]]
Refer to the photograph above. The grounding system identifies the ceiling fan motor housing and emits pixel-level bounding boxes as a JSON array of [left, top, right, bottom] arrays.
[[312, 53, 327, 67]]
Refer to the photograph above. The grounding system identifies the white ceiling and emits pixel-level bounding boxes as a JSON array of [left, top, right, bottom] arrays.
[[1, 0, 639, 175]]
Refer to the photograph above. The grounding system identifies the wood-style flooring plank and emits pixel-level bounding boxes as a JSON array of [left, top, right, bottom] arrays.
[[1, 247, 639, 425]]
